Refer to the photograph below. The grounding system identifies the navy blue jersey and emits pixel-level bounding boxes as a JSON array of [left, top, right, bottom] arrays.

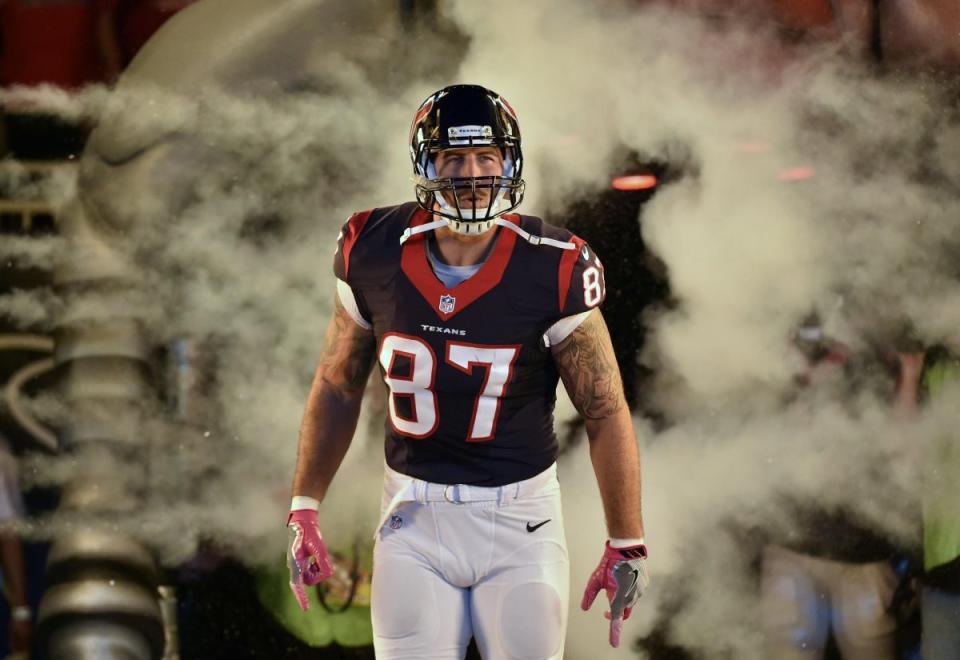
[[334, 202, 606, 486]]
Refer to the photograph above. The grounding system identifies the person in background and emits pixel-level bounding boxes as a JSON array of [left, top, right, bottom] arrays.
[[760, 318, 902, 660], [895, 343, 960, 660]]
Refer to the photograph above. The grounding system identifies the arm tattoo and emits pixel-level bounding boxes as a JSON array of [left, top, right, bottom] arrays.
[[318, 298, 376, 391], [552, 311, 627, 420]]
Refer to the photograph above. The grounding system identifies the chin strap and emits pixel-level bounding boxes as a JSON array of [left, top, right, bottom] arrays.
[[400, 219, 448, 245], [494, 219, 576, 250]]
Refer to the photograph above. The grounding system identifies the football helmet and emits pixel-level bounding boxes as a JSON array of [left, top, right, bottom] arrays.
[[409, 84, 525, 235]]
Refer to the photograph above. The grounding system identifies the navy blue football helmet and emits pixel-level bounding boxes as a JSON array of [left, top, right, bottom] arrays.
[[409, 84, 525, 234]]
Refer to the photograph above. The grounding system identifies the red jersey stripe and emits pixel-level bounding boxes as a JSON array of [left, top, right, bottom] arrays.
[[557, 235, 586, 314], [342, 210, 373, 279]]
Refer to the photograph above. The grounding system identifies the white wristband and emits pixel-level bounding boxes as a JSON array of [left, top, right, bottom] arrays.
[[290, 495, 320, 512], [11, 605, 30, 622], [609, 537, 646, 548]]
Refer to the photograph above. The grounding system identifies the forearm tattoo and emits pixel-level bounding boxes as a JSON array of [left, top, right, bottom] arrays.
[[553, 312, 627, 420], [318, 298, 376, 391]]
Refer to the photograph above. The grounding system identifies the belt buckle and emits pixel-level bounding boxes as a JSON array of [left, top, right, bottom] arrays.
[[443, 484, 464, 504]]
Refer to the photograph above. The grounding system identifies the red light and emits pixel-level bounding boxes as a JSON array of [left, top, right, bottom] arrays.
[[611, 174, 658, 191], [779, 166, 815, 182]]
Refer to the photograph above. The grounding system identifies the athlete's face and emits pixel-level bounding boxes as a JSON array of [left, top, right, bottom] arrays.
[[432, 146, 504, 210]]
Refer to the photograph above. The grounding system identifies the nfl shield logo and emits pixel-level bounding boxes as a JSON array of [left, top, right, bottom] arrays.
[[439, 294, 456, 313]]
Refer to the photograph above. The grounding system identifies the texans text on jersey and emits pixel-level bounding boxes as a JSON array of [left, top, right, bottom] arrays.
[[420, 324, 467, 336]]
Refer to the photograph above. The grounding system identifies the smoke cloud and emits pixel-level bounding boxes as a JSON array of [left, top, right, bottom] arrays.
[[446, 1, 953, 657]]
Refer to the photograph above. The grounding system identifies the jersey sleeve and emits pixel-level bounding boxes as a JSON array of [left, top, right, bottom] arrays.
[[557, 237, 606, 317], [336, 279, 372, 329]]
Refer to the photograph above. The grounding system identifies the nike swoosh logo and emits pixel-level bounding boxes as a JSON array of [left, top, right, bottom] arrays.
[[624, 568, 642, 599], [526, 519, 551, 533]]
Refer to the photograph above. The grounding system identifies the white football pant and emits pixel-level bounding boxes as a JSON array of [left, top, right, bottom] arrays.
[[372, 463, 569, 659]]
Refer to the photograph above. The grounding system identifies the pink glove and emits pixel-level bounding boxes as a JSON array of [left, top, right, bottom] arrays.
[[581, 541, 649, 648], [286, 509, 335, 611]]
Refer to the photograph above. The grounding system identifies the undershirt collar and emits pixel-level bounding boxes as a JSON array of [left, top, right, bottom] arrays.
[[426, 238, 485, 289]]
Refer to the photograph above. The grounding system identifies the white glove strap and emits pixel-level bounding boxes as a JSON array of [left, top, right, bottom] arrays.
[[609, 537, 646, 548], [290, 495, 320, 512]]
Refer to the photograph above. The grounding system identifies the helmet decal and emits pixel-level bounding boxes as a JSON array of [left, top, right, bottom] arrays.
[[498, 96, 518, 122], [409, 97, 435, 152], [447, 125, 494, 145], [414, 97, 435, 124]]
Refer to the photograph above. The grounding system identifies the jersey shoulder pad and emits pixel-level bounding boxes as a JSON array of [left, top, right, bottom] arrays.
[[512, 215, 606, 317], [333, 202, 420, 286], [333, 209, 374, 283]]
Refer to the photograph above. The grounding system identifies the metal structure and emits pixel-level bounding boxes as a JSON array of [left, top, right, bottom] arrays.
[[35, 194, 165, 658], [0, 164, 165, 656], [23, 1, 450, 656]]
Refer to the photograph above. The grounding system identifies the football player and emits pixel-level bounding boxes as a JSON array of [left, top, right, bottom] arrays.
[[287, 84, 648, 658]]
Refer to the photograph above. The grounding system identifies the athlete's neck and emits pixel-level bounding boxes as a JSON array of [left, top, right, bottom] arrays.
[[431, 215, 499, 267]]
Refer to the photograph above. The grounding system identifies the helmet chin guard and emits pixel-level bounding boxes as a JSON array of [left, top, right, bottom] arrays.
[[409, 85, 525, 234], [433, 190, 499, 235]]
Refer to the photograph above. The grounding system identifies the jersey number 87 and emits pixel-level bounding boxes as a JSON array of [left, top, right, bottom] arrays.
[[378, 334, 521, 442]]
